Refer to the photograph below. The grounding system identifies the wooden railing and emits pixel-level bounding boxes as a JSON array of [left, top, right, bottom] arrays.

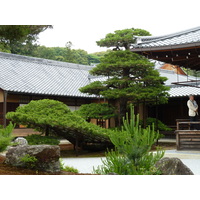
[[175, 119, 200, 150]]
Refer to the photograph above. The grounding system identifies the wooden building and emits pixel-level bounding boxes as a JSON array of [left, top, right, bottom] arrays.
[[0, 52, 99, 127], [2, 26, 200, 130], [132, 26, 200, 128]]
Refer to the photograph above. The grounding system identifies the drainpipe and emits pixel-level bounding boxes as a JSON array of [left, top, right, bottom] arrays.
[[3, 90, 7, 128]]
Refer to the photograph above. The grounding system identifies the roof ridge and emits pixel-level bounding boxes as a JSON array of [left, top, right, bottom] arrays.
[[135, 26, 200, 44], [0, 51, 93, 71]]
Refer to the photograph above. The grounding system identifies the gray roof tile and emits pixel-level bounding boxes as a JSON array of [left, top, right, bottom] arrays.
[[133, 26, 200, 48], [0, 52, 199, 99], [0, 52, 96, 98]]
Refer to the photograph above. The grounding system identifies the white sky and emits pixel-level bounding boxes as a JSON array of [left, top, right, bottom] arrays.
[[1, 0, 200, 53]]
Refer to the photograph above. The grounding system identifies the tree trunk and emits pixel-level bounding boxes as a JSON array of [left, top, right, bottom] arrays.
[[143, 101, 147, 128], [118, 98, 128, 127], [45, 125, 49, 136]]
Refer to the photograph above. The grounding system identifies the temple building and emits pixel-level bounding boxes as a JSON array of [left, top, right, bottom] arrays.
[[1, 26, 200, 129], [132, 26, 200, 128], [0, 52, 98, 127]]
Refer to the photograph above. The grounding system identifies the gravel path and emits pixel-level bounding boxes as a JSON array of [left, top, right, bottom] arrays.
[[62, 149, 200, 174], [62, 157, 105, 173]]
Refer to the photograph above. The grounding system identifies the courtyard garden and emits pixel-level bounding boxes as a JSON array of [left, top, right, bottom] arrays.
[[0, 99, 178, 175]]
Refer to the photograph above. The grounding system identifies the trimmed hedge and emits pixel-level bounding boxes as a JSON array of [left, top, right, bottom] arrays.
[[6, 99, 111, 146]]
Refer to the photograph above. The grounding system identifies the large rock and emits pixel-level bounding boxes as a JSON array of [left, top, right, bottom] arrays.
[[5, 145, 60, 173], [155, 157, 194, 175], [0, 154, 6, 163]]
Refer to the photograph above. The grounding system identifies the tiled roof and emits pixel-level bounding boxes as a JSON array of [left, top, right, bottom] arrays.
[[0, 51, 199, 99], [169, 86, 200, 97], [133, 26, 200, 49], [90, 65, 200, 98], [159, 68, 200, 97], [0, 52, 96, 98], [158, 68, 199, 86]]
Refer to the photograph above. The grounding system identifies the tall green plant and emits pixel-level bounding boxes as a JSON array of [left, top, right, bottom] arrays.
[[0, 122, 15, 152], [93, 106, 164, 175]]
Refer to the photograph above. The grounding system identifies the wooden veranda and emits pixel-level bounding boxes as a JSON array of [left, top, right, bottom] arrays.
[[131, 27, 200, 150]]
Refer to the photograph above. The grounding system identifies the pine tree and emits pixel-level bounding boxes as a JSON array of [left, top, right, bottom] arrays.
[[80, 28, 169, 125]]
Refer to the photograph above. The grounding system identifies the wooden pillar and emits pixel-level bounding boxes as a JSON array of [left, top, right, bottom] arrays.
[[3, 91, 7, 128], [176, 131, 180, 150], [75, 136, 79, 157]]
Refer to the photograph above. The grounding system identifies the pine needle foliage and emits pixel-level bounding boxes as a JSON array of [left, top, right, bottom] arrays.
[[6, 99, 112, 145], [93, 106, 164, 175], [0, 122, 15, 152]]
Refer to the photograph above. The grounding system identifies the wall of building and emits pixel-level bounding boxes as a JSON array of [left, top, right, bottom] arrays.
[[148, 97, 190, 127], [0, 92, 96, 126], [0, 89, 3, 102]]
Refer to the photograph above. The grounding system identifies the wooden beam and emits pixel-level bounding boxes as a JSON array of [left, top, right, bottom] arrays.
[[3, 91, 7, 128]]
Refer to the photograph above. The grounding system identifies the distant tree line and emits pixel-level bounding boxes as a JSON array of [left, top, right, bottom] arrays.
[[0, 25, 110, 65], [0, 40, 109, 65]]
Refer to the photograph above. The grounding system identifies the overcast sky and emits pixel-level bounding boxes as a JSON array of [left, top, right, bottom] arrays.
[[2, 0, 200, 53]]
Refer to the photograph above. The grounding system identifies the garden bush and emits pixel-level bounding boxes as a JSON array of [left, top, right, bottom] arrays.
[[25, 134, 60, 145], [0, 122, 15, 152], [140, 117, 172, 131], [6, 99, 111, 146], [74, 103, 116, 120], [93, 106, 164, 175]]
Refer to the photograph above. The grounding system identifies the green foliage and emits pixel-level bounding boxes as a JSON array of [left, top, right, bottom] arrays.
[[60, 159, 79, 173], [93, 106, 164, 175], [26, 134, 60, 145], [140, 118, 172, 131], [79, 81, 106, 95], [80, 27, 170, 124], [80, 50, 169, 125], [88, 50, 111, 64], [81, 51, 169, 102], [27, 44, 91, 65], [0, 25, 52, 54], [20, 154, 38, 169], [75, 103, 116, 120], [6, 99, 111, 145], [87, 54, 101, 64], [0, 122, 15, 152], [96, 28, 151, 50]]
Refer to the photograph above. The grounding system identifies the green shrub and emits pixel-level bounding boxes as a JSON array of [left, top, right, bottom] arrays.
[[74, 103, 116, 120], [20, 154, 38, 169], [60, 158, 79, 173], [26, 134, 60, 145], [0, 122, 15, 152], [93, 106, 164, 175], [140, 117, 172, 131], [6, 99, 111, 145]]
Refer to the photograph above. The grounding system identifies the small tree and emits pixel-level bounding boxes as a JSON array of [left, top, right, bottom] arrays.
[[93, 106, 164, 175], [80, 28, 169, 126]]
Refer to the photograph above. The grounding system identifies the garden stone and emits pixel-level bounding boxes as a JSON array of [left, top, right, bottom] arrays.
[[0, 154, 6, 163], [5, 145, 60, 173], [155, 157, 194, 175], [14, 137, 28, 146]]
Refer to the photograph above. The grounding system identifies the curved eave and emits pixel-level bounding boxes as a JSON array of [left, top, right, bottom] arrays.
[[131, 42, 200, 52], [6, 90, 100, 99]]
